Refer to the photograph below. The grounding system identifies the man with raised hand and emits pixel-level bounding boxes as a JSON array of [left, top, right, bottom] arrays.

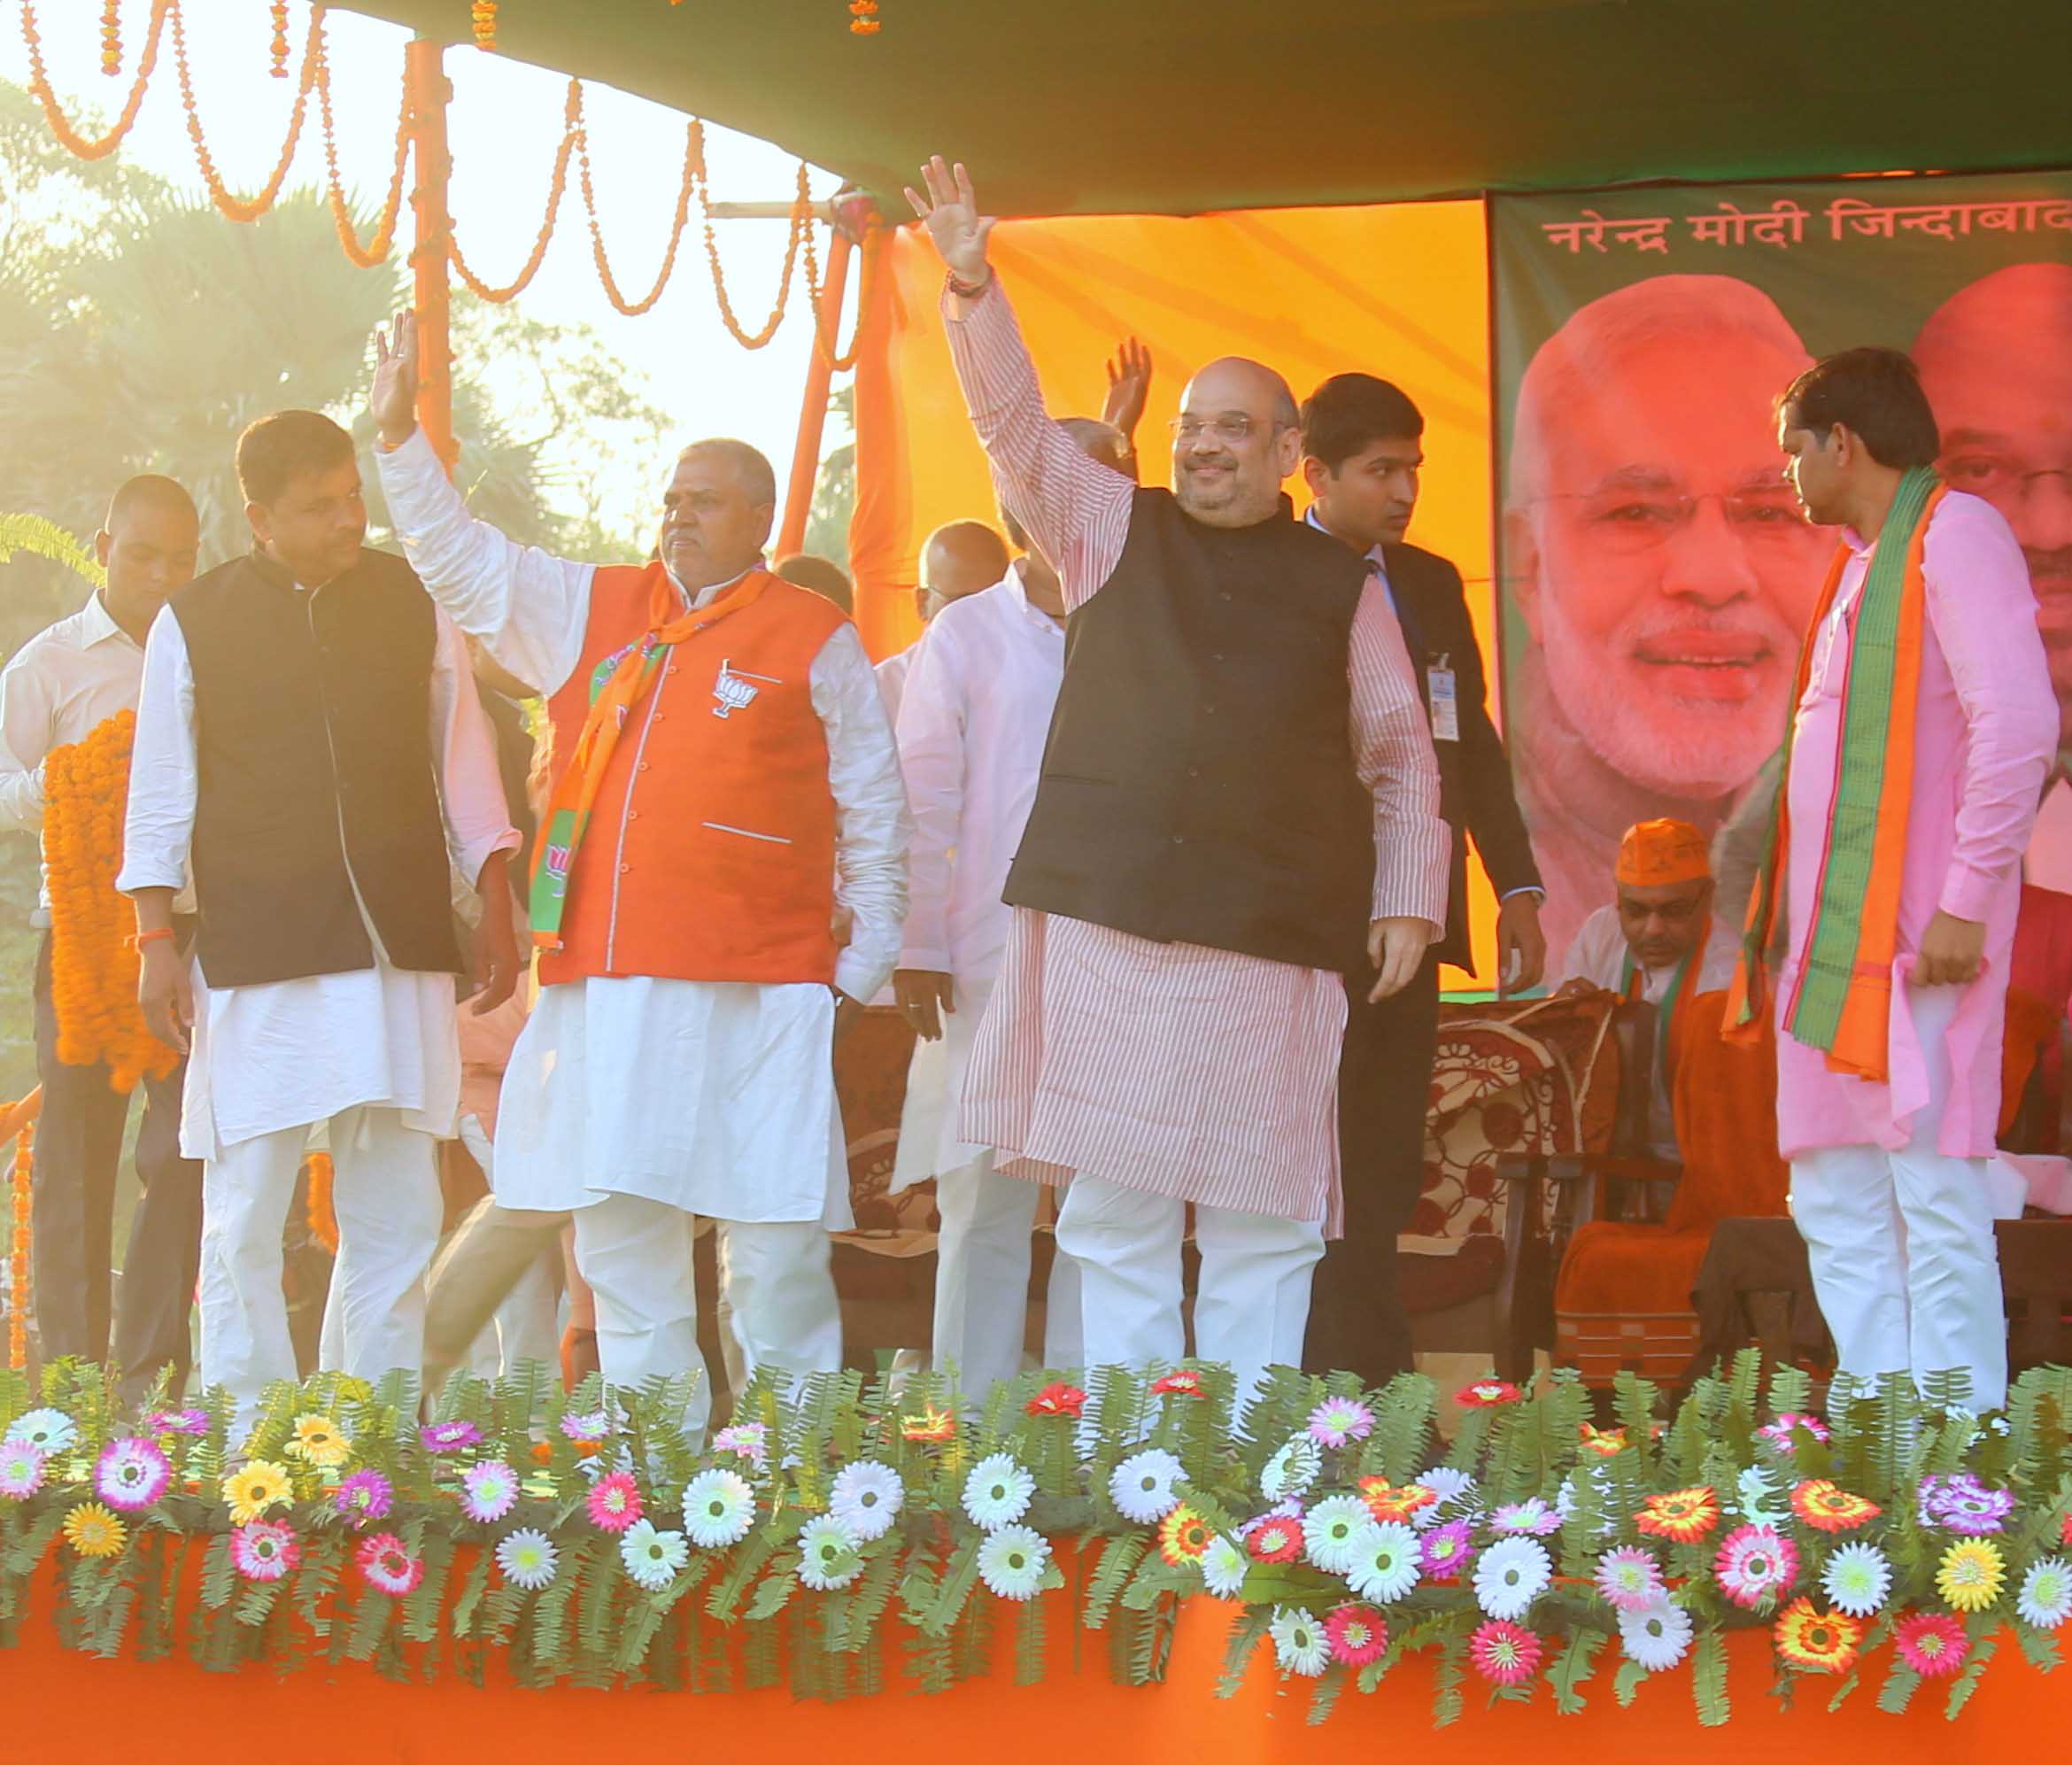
[[368, 314, 908, 1441], [907, 157, 1449, 1405]]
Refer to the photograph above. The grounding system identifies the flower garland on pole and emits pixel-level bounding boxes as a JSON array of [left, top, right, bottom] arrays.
[[1, 1354, 2068, 1718], [4, 1121, 32, 1372]]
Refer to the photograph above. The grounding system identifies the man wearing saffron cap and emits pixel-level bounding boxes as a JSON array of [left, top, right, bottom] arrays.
[[1733, 348, 2056, 1413], [367, 314, 909, 1441]]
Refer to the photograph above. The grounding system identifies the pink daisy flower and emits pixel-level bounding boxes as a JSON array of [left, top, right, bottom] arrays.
[[1324, 1604, 1388, 1667], [1306, 1397, 1375, 1448], [1246, 1517, 1304, 1564], [356, 1531, 424, 1597], [1469, 1618, 1543, 1686], [230, 1519, 301, 1583], [334, 1469, 393, 1527], [1757, 1412, 1830, 1451], [1595, 1544, 1665, 1613], [0, 1441, 48, 1499], [93, 1437, 171, 1512], [587, 1470, 643, 1534], [1419, 1519, 1476, 1583], [146, 1409, 209, 1437], [1714, 1524, 1798, 1610], [419, 1420, 483, 1455], [460, 1459, 520, 1523], [1893, 1611, 1970, 1678], [1492, 1498, 1562, 1537], [710, 1423, 769, 1469]]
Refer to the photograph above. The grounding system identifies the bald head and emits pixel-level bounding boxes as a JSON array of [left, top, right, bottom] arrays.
[[1171, 356, 1302, 527], [919, 519, 1010, 622], [661, 438, 777, 590]]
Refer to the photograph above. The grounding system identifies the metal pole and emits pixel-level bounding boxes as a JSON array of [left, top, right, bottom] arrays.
[[774, 221, 856, 559], [405, 38, 457, 476]]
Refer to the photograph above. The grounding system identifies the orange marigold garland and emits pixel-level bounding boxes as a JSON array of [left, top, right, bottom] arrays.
[[43, 711, 178, 1095], [6, 1119, 31, 1370], [849, 1, 880, 34], [269, 2, 290, 76], [305, 1152, 338, 1255], [472, 1, 498, 50], [100, 0, 122, 74]]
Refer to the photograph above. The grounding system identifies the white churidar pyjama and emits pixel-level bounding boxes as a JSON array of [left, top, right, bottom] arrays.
[[932, 1150, 1081, 1396]]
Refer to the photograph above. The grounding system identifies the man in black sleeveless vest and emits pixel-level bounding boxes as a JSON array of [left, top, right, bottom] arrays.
[[119, 410, 519, 1428], [908, 157, 1452, 1402]]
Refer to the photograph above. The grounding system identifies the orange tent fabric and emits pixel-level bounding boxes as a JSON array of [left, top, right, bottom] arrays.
[[850, 204, 1500, 978]]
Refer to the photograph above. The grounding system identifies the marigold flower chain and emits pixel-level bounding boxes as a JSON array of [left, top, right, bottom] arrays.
[[6, 1120, 34, 1371]]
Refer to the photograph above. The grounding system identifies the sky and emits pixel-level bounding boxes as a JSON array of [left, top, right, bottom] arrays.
[[1, 0, 857, 548]]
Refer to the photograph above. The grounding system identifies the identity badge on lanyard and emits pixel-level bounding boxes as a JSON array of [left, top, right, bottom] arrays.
[[1427, 652, 1459, 743]]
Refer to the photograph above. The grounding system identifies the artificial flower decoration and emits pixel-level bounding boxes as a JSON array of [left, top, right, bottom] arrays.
[[1346, 1521, 1422, 1604], [1245, 1515, 1304, 1565], [1026, 1382, 1086, 1419], [92, 1437, 170, 1512], [2017, 1557, 2072, 1630], [460, 1459, 521, 1523], [1268, 1606, 1329, 1677], [1892, 1611, 1970, 1678], [1936, 1537, 2006, 1613], [1468, 1618, 1542, 1686], [1635, 1485, 1720, 1543], [1419, 1518, 1475, 1583], [621, 1519, 692, 1591], [901, 1405, 956, 1444], [1491, 1498, 1562, 1537], [333, 1469, 393, 1527], [963, 1454, 1035, 1532], [1357, 1475, 1435, 1525], [1773, 1599, 1864, 1675], [1921, 1472, 2015, 1537], [1306, 1397, 1374, 1448], [1713, 1524, 1798, 1610], [420, 1420, 483, 1456], [1821, 1542, 1892, 1618], [1594, 1544, 1664, 1613], [1619, 1597, 1693, 1672], [1150, 1369, 1205, 1398], [495, 1528, 559, 1591], [1201, 1534, 1249, 1599], [1473, 1537, 1550, 1621], [1109, 1449, 1186, 1524], [1790, 1479, 1880, 1533], [1456, 1379, 1522, 1408], [1258, 1436, 1322, 1502], [710, 1422, 768, 1469], [829, 1460, 905, 1541], [682, 1468, 756, 1549], [1734, 1466, 1788, 1527], [5, 1408, 77, 1454], [0, 1441, 46, 1500], [2060, 1512, 2072, 1549], [1413, 1465, 1479, 1518], [1324, 1604, 1387, 1668], [145, 1409, 207, 1437], [561, 1410, 612, 1443], [797, 1517, 865, 1591], [1756, 1412, 1830, 1451], [63, 1502, 127, 1559], [357, 1532, 424, 1597], [230, 1520, 299, 1583], [586, 1471, 644, 1534], [287, 1414, 350, 1468], [1157, 1505, 1213, 1566], [1577, 1422, 1627, 1458], [1303, 1494, 1373, 1573], [976, 1525, 1050, 1601], [222, 1460, 291, 1525]]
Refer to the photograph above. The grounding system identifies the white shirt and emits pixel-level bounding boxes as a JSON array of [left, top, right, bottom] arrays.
[[0, 591, 191, 919], [875, 642, 918, 725], [117, 587, 519, 1157], [896, 562, 1063, 988]]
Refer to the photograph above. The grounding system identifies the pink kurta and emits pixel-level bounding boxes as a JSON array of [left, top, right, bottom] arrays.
[[943, 276, 1450, 1230], [1776, 492, 2056, 1160]]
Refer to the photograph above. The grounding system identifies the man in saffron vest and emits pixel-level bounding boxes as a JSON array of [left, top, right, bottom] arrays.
[[119, 413, 521, 1428], [368, 316, 909, 1440], [1734, 348, 2057, 1413], [908, 159, 1450, 1402]]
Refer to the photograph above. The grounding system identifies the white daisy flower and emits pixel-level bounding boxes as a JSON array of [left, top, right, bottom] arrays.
[[1259, 1436, 1322, 1502], [962, 1453, 1035, 1532], [1619, 1596, 1693, 1672], [827, 1460, 905, 1543], [1473, 1536, 1552, 1621], [494, 1528, 559, 1591], [796, 1516, 864, 1591], [2017, 1557, 2072, 1630], [1736, 1465, 1788, 1525], [1344, 1521, 1422, 1603], [1109, 1449, 1187, 1524], [620, 1519, 690, 1591], [976, 1524, 1050, 1601], [4, 1408, 76, 1454], [682, 1468, 756, 1550], [1412, 1465, 1479, 1527], [1268, 1605, 1329, 1677], [1202, 1534, 1249, 1599], [1821, 1542, 1891, 1619], [1303, 1494, 1372, 1573]]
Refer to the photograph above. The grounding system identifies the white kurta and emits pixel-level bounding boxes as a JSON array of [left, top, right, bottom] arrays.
[[375, 430, 910, 1226], [117, 594, 518, 1159]]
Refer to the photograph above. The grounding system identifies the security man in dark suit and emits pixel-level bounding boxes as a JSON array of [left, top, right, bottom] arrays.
[[1298, 374, 1547, 1385]]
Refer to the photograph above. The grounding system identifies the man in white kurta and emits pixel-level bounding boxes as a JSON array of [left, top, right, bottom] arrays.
[[120, 413, 518, 1428], [368, 315, 908, 1439]]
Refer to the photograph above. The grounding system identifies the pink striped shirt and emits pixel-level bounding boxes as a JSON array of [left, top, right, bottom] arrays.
[[946, 275, 1449, 1229]]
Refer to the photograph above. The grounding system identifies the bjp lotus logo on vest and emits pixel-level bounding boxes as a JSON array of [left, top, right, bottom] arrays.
[[712, 658, 777, 719], [544, 841, 572, 881]]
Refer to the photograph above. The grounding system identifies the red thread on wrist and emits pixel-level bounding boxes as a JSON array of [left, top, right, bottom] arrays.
[[128, 927, 174, 951]]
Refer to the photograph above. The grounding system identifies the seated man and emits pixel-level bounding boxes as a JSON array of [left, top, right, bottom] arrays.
[[1557, 817, 1738, 1158]]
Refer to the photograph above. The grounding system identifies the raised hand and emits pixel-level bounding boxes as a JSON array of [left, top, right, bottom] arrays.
[[902, 156, 995, 287], [370, 310, 420, 445], [1102, 336, 1153, 443]]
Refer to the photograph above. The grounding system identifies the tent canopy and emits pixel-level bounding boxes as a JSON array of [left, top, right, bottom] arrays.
[[346, 0, 2069, 218]]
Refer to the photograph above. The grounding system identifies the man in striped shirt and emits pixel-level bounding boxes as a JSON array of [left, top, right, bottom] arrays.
[[907, 158, 1450, 1404]]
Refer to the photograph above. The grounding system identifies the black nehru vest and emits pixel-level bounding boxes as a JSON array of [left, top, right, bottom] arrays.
[[1004, 488, 1374, 971], [171, 546, 463, 990]]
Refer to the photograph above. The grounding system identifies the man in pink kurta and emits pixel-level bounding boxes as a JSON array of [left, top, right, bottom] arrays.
[[1773, 349, 2055, 1413], [906, 159, 1449, 1402]]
